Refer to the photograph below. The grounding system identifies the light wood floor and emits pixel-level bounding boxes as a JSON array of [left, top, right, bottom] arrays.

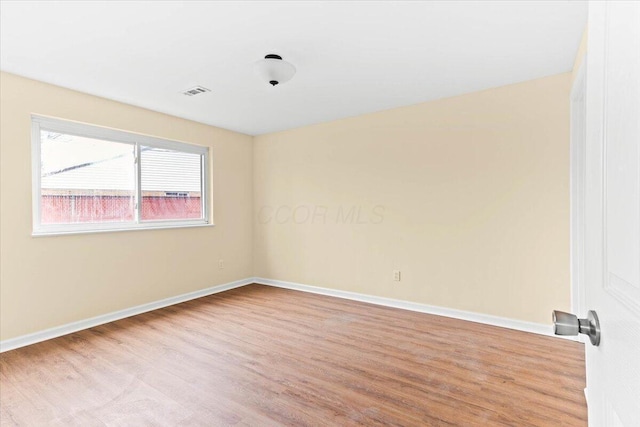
[[0, 284, 586, 426]]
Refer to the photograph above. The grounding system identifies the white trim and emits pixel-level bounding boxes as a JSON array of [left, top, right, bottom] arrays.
[[32, 115, 208, 154], [570, 58, 588, 344], [570, 59, 588, 327], [1, 276, 576, 353], [31, 220, 214, 237], [31, 119, 43, 229], [0, 278, 253, 353], [584, 387, 588, 406], [31, 115, 211, 236], [254, 278, 575, 340]]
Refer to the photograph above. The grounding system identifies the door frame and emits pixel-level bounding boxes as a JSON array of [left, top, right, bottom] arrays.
[[570, 59, 587, 331]]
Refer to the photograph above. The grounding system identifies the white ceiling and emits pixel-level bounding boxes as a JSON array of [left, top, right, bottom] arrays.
[[0, 1, 587, 136]]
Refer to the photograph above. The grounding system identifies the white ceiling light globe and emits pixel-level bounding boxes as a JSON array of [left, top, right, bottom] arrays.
[[254, 54, 296, 86]]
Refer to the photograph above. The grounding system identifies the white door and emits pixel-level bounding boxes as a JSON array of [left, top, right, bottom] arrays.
[[583, 1, 640, 426]]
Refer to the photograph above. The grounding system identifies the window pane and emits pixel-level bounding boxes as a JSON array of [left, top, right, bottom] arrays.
[[140, 146, 203, 221], [40, 131, 135, 224]]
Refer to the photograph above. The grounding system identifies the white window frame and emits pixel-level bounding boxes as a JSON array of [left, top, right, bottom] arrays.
[[31, 115, 211, 236]]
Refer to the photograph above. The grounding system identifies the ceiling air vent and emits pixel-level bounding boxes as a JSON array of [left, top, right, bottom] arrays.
[[182, 86, 211, 96]]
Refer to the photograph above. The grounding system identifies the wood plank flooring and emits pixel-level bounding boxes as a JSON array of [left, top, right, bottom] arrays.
[[0, 284, 586, 426]]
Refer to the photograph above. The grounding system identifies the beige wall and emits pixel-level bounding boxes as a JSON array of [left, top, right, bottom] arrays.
[[253, 73, 571, 324], [0, 72, 253, 341], [1, 70, 572, 341]]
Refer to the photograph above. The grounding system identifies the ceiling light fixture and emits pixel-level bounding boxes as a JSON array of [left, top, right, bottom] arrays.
[[254, 54, 296, 86]]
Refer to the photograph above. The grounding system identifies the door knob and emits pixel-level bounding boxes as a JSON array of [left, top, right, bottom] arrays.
[[552, 310, 601, 346]]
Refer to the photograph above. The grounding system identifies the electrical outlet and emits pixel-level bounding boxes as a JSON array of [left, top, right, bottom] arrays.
[[393, 270, 401, 281], [218, 259, 224, 269]]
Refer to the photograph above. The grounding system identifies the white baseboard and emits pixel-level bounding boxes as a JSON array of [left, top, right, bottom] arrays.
[[254, 277, 571, 339], [0, 278, 254, 353], [1, 276, 573, 353]]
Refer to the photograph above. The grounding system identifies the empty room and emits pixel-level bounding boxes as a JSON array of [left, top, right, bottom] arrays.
[[0, 1, 638, 426]]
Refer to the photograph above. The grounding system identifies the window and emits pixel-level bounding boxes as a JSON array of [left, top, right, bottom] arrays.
[[32, 116, 210, 235]]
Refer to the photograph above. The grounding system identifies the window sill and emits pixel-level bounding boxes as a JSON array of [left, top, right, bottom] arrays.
[[32, 221, 215, 237]]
